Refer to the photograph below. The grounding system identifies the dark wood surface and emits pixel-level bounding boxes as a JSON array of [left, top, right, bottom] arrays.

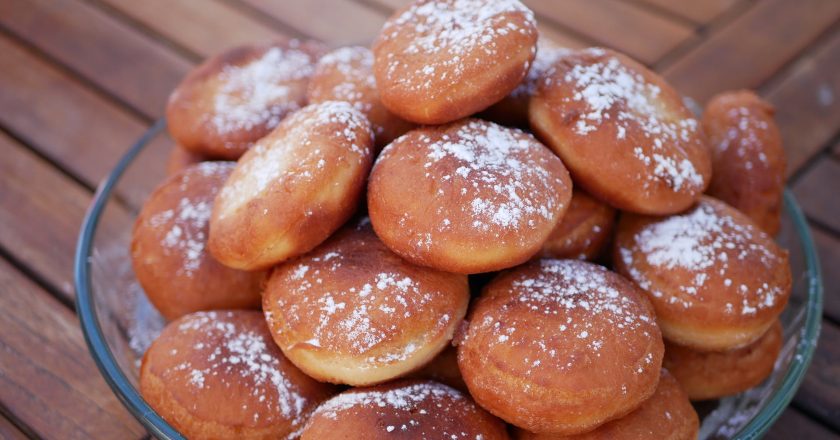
[[0, 0, 837, 438]]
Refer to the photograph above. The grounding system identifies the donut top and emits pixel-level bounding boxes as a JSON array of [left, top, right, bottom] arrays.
[[618, 197, 788, 315], [311, 46, 377, 114], [509, 40, 570, 99], [377, 119, 569, 240], [309, 381, 492, 438], [205, 41, 318, 136], [265, 222, 466, 367], [705, 91, 783, 174], [466, 260, 661, 386], [143, 162, 233, 277], [542, 48, 705, 193], [376, 0, 536, 96], [147, 311, 332, 431], [216, 101, 371, 217]]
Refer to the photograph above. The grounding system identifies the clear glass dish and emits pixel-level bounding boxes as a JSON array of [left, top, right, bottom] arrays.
[[75, 121, 823, 440]]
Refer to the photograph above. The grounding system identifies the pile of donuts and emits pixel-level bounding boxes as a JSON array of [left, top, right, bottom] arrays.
[[131, 0, 791, 438]]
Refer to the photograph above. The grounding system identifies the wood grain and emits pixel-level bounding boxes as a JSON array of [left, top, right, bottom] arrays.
[[0, 0, 192, 118], [794, 321, 840, 432], [810, 227, 840, 323], [631, 0, 741, 24], [96, 0, 287, 59], [765, 407, 839, 440], [661, 0, 840, 103], [793, 158, 840, 232], [0, 415, 29, 440], [0, 256, 145, 439], [523, 0, 694, 64]]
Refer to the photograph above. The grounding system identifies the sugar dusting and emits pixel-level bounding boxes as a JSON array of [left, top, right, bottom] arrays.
[[380, 0, 536, 97], [547, 48, 704, 192], [619, 199, 785, 313], [208, 42, 315, 139], [510, 40, 570, 98], [313, 47, 378, 123]]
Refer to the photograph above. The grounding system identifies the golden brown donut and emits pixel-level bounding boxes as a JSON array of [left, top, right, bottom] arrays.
[[300, 380, 509, 440], [530, 47, 711, 215], [517, 369, 698, 440], [664, 320, 783, 400], [368, 118, 572, 274], [167, 39, 325, 160], [263, 220, 470, 386], [458, 259, 664, 435], [131, 162, 264, 320], [307, 46, 414, 150], [615, 196, 792, 351], [208, 101, 374, 270], [166, 145, 215, 176], [140, 310, 336, 439], [372, 0, 538, 124], [483, 38, 571, 128], [407, 345, 468, 392], [703, 90, 786, 235], [539, 189, 615, 261]]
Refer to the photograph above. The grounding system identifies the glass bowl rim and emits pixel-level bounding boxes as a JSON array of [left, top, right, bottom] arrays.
[[74, 120, 823, 440]]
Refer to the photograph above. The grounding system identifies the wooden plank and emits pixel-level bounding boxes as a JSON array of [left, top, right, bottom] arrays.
[[793, 321, 840, 432], [809, 228, 840, 324], [631, 0, 741, 24], [0, 131, 97, 301], [96, 0, 287, 59], [0, 415, 29, 440], [661, 0, 840, 103], [0, 34, 168, 206], [793, 158, 840, 232], [765, 407, 839, 440], [238, 0, 387, 45], [0, 0, 192, 118], [523, 0, 695, 64], [0, 257, 145, 439], [763, 29, 840, 177]]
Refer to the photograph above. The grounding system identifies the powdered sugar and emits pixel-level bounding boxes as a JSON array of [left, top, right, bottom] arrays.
[[510, 41, 570, 98], [313, 46, 377, 116]]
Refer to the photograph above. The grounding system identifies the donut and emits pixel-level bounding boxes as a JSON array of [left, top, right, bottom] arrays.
[[372, 0, 538, 124], [664, 320, 783, 400], [140, 310, 335, 439], [458, 259, 664, 435], [166, 145, 215, 176], [166, 39, 325, 160], [482, 38, 571, 128], [262, 220, 470, 386], [614, 196, 791, 351], [307, 46, 414, 150], [702, 90, 786, 235], [131, 162, 264, 320], [529, 47, 711, 215], [517, 369, 698, 440], [407, 345, 468, 392], [539, 189, 615, 261], [300, 380, 509, 440], [208, 101, 374, 270], [368, 118, 572, 274]]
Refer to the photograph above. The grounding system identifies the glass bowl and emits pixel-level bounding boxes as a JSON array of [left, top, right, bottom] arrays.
[[75, 121, 823, 439]]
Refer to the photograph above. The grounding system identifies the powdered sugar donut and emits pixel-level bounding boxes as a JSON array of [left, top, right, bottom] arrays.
[[307, 46, 414, 150], [483, 38, 571, 127], [530, 48, 711, 215], [517, 369, 698, 440], [703, 90, 786, 235], [368, 118, 572, 274], [167, 40, 325, 159], [407, 345, 467, 392], [614, 196, 791, 351], [131, 162, 264, 320], [664, 320, 783, 400], [140, 311, 335, 439], [539, 189, 615, 261], [458, 259, 664, 435], [373, 0, 538, 124], [300, 380, 508, 440], [262, 220, 469, 386], [208, 101, 374, 270]]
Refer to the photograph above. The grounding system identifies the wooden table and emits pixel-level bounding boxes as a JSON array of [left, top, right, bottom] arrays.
[[0, 0, 838, 438]]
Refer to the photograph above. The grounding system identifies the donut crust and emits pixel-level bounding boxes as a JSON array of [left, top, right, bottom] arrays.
[[530, 48, 711, 215], [615, 196, 791, 351], [539, 189, 615, 261], [703, 90, 786, 235], [208, 101, 374, 270], [458, 259, 664, 435]]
